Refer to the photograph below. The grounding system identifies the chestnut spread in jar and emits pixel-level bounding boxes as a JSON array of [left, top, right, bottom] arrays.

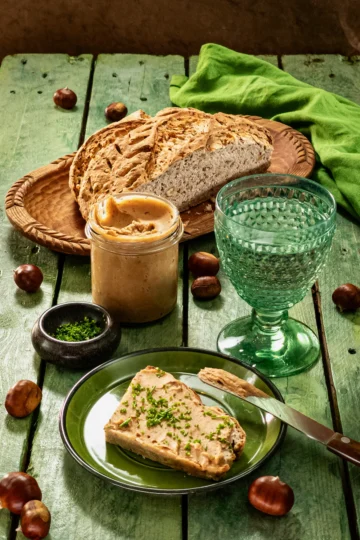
[[86, 194, 183, 323]]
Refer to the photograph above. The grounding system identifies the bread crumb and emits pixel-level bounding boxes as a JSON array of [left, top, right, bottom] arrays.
[[204, 204, 212, 212]]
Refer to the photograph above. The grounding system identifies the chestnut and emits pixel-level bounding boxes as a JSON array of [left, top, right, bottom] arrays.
[[0, 472, 42, 515], [105, 102, 128, 122], [14, 264, 43, 293], [19, 500, 51, 539], [191, 276, 221, 300], [53, 87, 77, 109], [248, 475, 294, 516], [188, 252, 220, 277], [5, 380, 42, 418], [332, 283, 360, 312]]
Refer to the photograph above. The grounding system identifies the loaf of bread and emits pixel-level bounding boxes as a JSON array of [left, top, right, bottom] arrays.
[[70, 107, 273, 220]]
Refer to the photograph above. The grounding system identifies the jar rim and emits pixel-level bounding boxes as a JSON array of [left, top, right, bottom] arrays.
[[86, 193, 183, 254]]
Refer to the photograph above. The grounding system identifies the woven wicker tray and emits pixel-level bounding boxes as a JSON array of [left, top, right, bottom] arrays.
[[5, 116, 315, 256]]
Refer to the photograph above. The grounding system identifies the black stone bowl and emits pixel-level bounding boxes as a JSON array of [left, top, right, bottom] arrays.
[[31, 302, 121, 370]]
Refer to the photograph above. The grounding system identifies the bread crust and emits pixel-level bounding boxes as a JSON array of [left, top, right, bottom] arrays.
[[69, 109, 150, 200]]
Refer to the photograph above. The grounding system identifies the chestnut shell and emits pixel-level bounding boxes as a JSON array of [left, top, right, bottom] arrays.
[[0, 472, 42, 515], [5, 380, 42, 418], [53, 87, 77, 110], [14, 264, 43, 293], [188, 252, 220, 277], [191, 276, 221, 300], [20, 500, 51, 539], [248, 475, 294, 516], [332, 283, 360, 312], [105, 102, 128, 122]]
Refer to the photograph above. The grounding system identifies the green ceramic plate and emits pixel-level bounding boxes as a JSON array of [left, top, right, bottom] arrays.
[[60, 348, 286, 494]]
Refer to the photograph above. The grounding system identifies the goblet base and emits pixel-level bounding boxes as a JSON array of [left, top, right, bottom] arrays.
[[217, 315, 320, 378]]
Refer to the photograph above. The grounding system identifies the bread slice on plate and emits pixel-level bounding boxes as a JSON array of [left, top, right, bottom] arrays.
[[104, 366, 246, 481], [74, 107, 273, 220]]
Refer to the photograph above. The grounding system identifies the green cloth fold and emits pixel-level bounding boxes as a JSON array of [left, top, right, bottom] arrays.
[[170, 43, 360, 220]]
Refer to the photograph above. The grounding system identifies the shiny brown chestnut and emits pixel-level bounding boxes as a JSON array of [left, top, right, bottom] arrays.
[[53, 87, 77, 109], [14, 264, 43, 293], [0, 472, 42, 515], [5, 380, 42, 418], [105, 102, 128, 122], [248, 475, 294, 516], [188, 252, 220, 277], [332, 283, 360, 312], [191, 276, 221, 300], [19, 500, 51, 539]]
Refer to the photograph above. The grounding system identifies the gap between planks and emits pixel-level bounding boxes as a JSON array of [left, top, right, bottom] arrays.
[[20, 252, 65, 471], [78, 55, 97, 148]]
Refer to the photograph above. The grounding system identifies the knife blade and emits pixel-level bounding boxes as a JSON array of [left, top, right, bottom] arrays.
[[200, 377, 360, 467]]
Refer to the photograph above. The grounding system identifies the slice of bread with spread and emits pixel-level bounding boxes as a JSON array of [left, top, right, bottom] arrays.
[[71, 107, 273, 220], [104, 366, 246, 481]]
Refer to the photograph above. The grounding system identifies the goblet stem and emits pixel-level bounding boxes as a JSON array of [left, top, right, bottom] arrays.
[[217, 307, 320, 377], [246, 309, 289, 360], [252, 309, 289, 335]]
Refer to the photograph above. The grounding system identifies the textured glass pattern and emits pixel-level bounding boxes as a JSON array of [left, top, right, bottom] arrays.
[[215, 187, 335, 311]]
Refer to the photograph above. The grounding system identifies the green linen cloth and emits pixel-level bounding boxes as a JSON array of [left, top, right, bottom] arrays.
[[170, 43, 360, 220]]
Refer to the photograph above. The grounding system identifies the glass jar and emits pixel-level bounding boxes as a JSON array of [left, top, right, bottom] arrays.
[[86, 193, 183, 324]]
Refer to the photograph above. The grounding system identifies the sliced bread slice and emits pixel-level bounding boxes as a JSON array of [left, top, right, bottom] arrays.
[[104, 365, 246, 481]]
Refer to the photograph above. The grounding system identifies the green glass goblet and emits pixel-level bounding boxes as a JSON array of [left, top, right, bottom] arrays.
[[215, 173, 336, 378]]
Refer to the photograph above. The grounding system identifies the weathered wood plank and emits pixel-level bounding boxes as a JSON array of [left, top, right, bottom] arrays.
[[26, 55, 185, 540], [186, 56, 350, 540], [0, 53, 92, 540], [0, 54, 92, 180], [282, 55, 360, 102], [86, 54, 184, 137], [282, 53, 360, 531]]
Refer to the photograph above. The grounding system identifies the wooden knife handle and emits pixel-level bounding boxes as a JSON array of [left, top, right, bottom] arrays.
[[327, 432, 360, 466]]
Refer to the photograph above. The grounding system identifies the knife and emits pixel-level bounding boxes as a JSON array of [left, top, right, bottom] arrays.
[[198, 369, 360, 467]]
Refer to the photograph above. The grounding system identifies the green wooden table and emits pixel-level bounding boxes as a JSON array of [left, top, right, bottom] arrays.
[[0, 52, 360, 540]]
